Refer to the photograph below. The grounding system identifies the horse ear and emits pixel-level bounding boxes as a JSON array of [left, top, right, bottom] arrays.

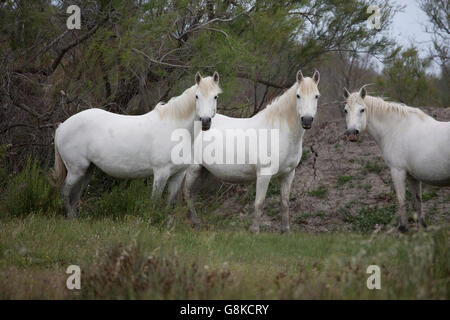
[[296, 70, 304, 83], [360, 86, 366, 99], [312, 69, 320, 84], [195, 72, 202, 85], [213, 71, 219, 83], [343, 87, 350, 99]]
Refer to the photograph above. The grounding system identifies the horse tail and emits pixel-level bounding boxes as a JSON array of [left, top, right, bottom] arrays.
[[51, 125, 67, 189]]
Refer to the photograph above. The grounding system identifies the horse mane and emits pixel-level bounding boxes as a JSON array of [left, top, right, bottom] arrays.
[[350, 93, 428, 121], [262, 77, 318, 129], [156, 76, 222, 120]]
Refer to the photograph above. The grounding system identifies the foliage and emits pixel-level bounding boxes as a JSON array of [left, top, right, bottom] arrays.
[[0, 0, 400, 170], [340, 205, 396, 232], [0, 157, 62, 216], [376, 47, 439, 106], [308, 185, 328, 198], [0, 216, 448, 299]]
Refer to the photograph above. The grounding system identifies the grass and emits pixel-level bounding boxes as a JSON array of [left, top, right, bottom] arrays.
[[0, 215, 448, 299], [422, 186, 439, 202], [337, 175, 353, 186], [0, 157, 448, 299], [1, 158, 62, 217], [340, 205, 397, 232], [361, 160, 384, 175], [308, 186, 328, 199]]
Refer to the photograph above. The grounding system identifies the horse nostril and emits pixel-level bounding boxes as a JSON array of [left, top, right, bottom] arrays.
[[355, 129, 360, 135], [301, 116, 304, 121], [201, 117, 211, 127]]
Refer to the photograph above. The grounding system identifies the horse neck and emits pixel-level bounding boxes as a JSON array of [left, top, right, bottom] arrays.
[[261, 84, 303, 139], [365, 97, 403, 148], [155, 85, 197, 128]]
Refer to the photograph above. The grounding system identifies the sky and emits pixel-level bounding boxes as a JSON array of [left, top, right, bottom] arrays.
[[390, 0, 438, 72]]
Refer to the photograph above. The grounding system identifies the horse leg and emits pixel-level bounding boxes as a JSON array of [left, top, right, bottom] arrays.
[[249, 174, 271, 234], [151, 168, 170, 203], [167, 170, 186, 208], [391, 168, 408, 232], [62, 169, 87, 218], [407, 175, 425, 228], [279, 169, 295, 234], [70, 165, 94, 210], [183, 165, 202, 225]]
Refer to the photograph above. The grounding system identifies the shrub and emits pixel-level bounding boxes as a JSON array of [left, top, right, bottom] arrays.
[[82, 179, 151, 218], [1, 157, 62, 216], [0, 145, 9, 193], [80, 177, 177, 226]]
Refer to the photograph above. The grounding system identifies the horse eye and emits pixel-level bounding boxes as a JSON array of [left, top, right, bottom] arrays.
[[315, 95, 319, 99], [214, 96, 217, 100], [360, 109, 365, 113], [296, 94, 300, 99], [195, 95, 198, 99], [344, 109, 348, 114]]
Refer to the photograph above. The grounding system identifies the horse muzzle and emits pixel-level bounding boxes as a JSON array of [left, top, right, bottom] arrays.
[[201, 117, 211, 131], [346, 129, 360, 142], [301, 116, 314, 130]]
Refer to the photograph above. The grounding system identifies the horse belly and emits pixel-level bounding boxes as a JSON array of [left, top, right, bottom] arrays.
[[407, 155, 450, 187], [409, 166, 450, 187], [405, 127, 450, 186], [203, 164, 257, 183]]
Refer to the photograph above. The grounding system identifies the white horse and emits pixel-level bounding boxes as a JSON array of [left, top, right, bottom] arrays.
[[184, 70, 320, 233], [53, 72, 222, 217], [343, 87, 450, 232]]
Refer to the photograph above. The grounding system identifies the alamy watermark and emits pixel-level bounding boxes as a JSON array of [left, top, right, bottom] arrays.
[[366, 265, 381, 290], [171, 121, 280, 175], [66, 5, 81, 30], [66, 265, 81, 290], [367, 5, 381, 30]]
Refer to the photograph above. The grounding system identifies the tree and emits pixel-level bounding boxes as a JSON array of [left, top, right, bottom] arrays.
[[420, 0, 449, 107], [0, 0, 400, 170], [376, 47, 437, 106]]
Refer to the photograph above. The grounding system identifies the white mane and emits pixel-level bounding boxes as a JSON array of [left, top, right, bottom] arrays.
[[262, 77, 319, 129], [156, 86, 196, 120], [348, 93, 429, 121], [156, 76, 222, 120]]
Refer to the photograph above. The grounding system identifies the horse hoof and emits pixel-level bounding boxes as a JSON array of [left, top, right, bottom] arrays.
[[398, 225, 408, 233], [249, 224, 260, 234]]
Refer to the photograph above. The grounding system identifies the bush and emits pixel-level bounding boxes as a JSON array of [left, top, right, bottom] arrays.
[[1, 157, 62, 216], [82, 179, 150, 217], [81, 178, 174, 225], [0, 145, 9, 193]]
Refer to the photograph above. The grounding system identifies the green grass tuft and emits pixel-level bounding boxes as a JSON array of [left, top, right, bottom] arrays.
[[340, 205, 396, 232], [1, 157, 62, 217]]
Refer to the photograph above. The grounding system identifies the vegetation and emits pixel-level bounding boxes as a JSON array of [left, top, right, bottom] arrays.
[[0, 1, 448, 300], [340, 205, 396, 232], [0, 215, 448, 299], [337, 175, 353, 186], [308, 186, 328, 199]]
